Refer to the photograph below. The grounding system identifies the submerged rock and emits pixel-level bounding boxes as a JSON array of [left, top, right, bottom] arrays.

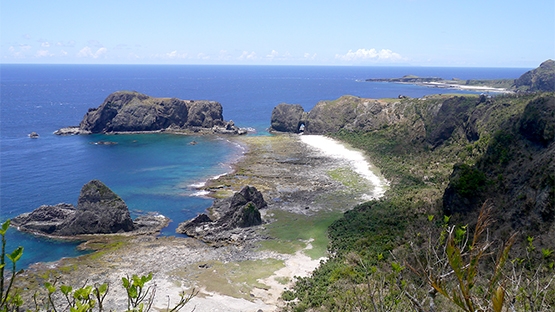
[[12, 180, 168, 237]]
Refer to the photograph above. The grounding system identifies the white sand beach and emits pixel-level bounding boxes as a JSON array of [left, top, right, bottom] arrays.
[[300, 134, 389, 200]]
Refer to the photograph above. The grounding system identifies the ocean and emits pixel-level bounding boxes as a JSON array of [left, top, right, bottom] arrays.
[[0, 64, 529, 268]]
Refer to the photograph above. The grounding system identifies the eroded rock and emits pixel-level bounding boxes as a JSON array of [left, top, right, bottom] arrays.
[[176, 186, 266, 245], [12, 180, 168, 237]]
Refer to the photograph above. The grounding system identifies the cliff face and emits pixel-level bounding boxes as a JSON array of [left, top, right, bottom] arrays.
[[79, 91, 227, 133], [443, 95, 555, 242], [271, 94, 480, 146]]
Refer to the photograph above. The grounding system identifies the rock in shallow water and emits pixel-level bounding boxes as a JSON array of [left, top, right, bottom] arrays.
[[12, 180, 167, 237], [176, 185, 266, 244]]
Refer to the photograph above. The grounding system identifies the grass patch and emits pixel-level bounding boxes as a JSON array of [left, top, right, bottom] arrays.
[[260, 209, 343, 260], [328, 167, 371, 192]]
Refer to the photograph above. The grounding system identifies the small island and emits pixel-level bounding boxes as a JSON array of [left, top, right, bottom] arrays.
[[55, 90, 247, 135]]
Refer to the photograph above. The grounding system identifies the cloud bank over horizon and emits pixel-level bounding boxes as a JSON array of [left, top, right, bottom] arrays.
[[1, 1, 553, 67]]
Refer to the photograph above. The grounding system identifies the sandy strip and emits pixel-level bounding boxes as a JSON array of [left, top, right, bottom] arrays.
[[300, 135, 388, 199]]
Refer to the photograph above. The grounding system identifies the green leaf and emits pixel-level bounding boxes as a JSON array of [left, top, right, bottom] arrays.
[[391, 262, 404, 273], [61, 284, 73, 295], [128, 286, 138, 299], [7, 246, 24, 263], [122, 277, 130, 288], [97, 283, 108, 295], [0, 219, 10, 235], [45, 282, 56, 294], [446, 238, 464, 281]]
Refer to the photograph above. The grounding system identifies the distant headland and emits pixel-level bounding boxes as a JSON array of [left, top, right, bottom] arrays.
[[366, 59, 555, 93]]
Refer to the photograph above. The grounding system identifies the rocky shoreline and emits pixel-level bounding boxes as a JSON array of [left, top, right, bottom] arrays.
[[14, 133, 386, 312]]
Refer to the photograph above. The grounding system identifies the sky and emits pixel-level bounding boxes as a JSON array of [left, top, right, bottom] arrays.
[[1, 0, 554, 67]]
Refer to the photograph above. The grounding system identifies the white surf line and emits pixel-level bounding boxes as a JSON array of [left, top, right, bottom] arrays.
[[299, 135, 389, 200]]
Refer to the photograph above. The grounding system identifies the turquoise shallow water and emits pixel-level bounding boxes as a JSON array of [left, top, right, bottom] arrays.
[[0, 64, 529, 268]]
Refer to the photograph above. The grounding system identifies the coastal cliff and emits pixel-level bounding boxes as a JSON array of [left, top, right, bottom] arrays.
[[271, 92, 554, 243], [278, 61, 555, 310], [57, 91, 245, 135]]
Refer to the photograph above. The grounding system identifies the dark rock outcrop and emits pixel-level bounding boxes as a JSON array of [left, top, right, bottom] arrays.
[[11, 203, 76, 234], [56, 91, 245, 135], [270, 96, 408, 135], [59, 180, 135, 235], [270, 103, 306, 133], [425, 96, 478, 148], [12, 180, 168, 237], [176, 186, 266, 245], [79, 91, 221, 133], [519, 95, 555, 146]]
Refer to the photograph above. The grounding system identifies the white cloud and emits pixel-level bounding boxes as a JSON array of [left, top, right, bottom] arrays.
[[166, 50, 188, 59], [77, 46, 108, 58], [56, 40, 75, 47], [218, 50, 232, 60], [304, 53, 317, 60], [335, 48, 405, 62], [41, 42, 50, 48], [266, 50, 279, 59], [238, 51, 257, 60], [36, 49, 51, 57], [197, 53, 210, 60]]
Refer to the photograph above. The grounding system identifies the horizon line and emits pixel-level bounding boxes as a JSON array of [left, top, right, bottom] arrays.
[[0, 62, 536, 69]]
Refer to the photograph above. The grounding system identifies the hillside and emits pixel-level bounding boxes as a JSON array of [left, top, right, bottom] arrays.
[[278, 91, 555, 311], [514, 59, 555, 92]]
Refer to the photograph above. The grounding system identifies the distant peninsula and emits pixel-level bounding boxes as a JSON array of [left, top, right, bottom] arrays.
[[366, 59, 555, 93]]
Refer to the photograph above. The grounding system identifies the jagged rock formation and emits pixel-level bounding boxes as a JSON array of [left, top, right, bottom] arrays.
[[270, 94, 480, 145], [12, 180, 168, 236], [176, 186, 266, 245], [56, 91, 246, 135], [270, 103, 306, 133], [514, 59, 555, 92]]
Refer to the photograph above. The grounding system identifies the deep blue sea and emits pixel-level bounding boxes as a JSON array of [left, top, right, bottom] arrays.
[[0, 64, 529, 268]]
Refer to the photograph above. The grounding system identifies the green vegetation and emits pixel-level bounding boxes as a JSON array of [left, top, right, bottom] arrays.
[[283, 92, 555, 311]]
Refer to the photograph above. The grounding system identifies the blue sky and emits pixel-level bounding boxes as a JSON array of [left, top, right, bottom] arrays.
[[1, 0, 553, 67]]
